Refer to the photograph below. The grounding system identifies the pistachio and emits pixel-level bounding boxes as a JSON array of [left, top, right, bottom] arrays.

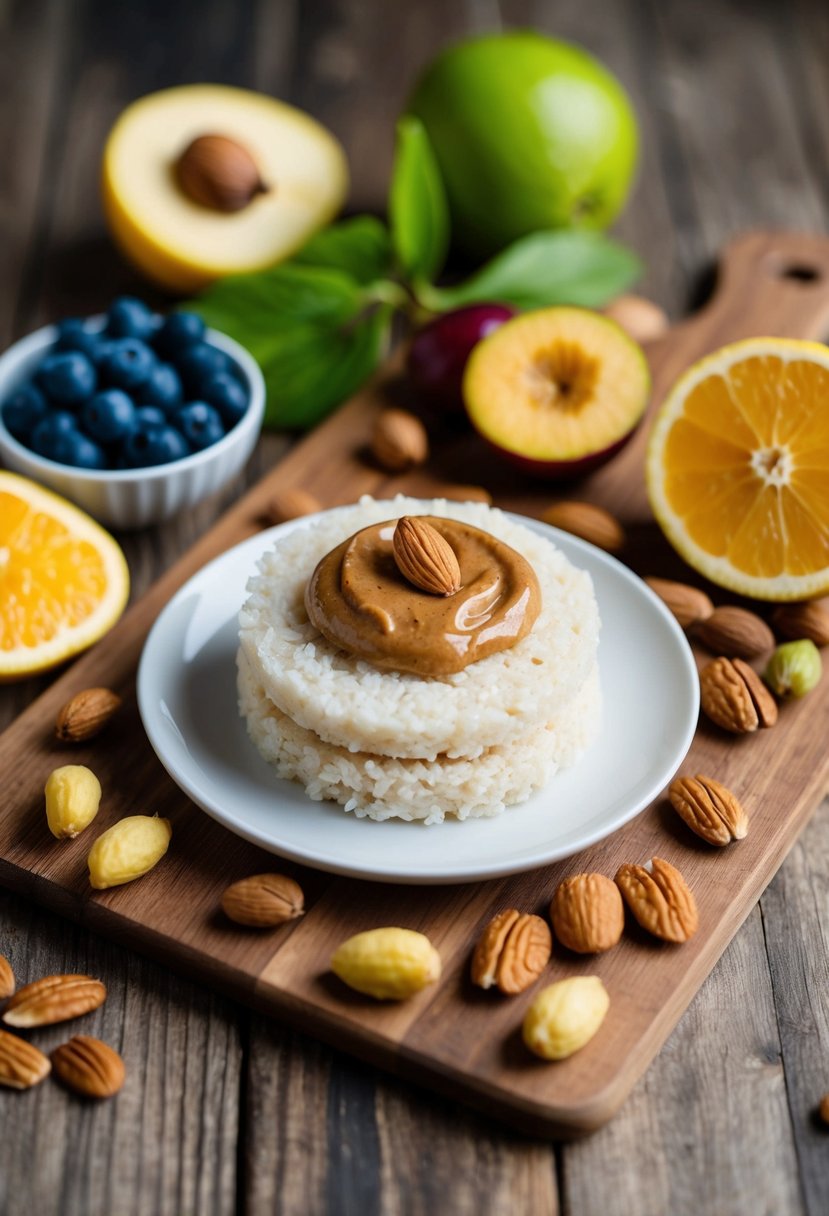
[[764, 639, 822, 698]]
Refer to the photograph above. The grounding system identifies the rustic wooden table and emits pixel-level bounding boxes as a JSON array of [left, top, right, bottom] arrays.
[[2, 1, 829, 1212]]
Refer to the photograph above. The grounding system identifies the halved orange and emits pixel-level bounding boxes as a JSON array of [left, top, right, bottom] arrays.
[[0, 472, 129, 679], [646, 338, 829, 601]]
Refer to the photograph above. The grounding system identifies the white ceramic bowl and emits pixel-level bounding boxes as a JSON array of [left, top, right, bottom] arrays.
[[0, 317, 265, 529]]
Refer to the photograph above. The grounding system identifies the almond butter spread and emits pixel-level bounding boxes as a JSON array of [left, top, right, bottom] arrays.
[[304, 516, 541, 676]]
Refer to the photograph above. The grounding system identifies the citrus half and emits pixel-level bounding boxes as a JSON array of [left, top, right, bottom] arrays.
[[646, 338, 829, 601], [0, 472, 129, 679]]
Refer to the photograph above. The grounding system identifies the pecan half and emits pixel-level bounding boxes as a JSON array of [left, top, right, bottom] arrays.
[[669, 775, 748, 846], [699, 656, 777, 733], [471, 909, 552, 995], [0, 1029, 51, 1090], [3, 975, 106, 1028], [51, 1035, 125, 1098], [550, 873, 624, 954], [615, 857, 698, 943]]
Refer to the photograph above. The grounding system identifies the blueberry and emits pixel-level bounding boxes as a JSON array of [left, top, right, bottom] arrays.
[[51, 430, 107, 469], [99, 338, 156, 390], [55, 318, 88, 349], [176, 342, 233, 393], [177, 402, 225, 450], [155, 311, 205, 355], [36, 351, 97, 406], [137, 362, 183, 413], [107, 296, 157, 341], [82, 389, 136, 443], [124, 423, 190, 467], [30, 410, 80, 458], [3, 383, 48, 440], [201, 371, 248, 427], [134, 406, 166, 430]]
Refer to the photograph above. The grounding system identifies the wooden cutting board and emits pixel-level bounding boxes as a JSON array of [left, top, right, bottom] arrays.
[[3, 230, 829, 1137]]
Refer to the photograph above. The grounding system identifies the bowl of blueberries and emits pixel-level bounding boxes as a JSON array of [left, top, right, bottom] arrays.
[[0, 296, 265, 528]]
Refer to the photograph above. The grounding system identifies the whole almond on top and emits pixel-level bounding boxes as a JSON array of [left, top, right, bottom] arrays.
[[542, 501, 625, 552], [669, 775, 748, 846], [772, 601, 829, 647], [471, 909, 552, 995], [0, 1029, 50, 1090], [694, 605, 774, 659], [371, 408, 429, 472], [700, 656, 778, 733], [550, 873, 624, 954], [645, 577, 714, 628], [51, 1035, 125, 1099], [56, 688, 122, 743], [221, 873, 305, 927], [393, 517, 461, 596], [175, 133, 268, 213], [3, 975, 106, 1029], [615, 857, 698, 943], [0, 955, 14, 1001], [604, 294, 669, 344], [261, 487, 321, 527]]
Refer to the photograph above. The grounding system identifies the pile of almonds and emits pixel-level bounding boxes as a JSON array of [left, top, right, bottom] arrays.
[[0, 959, 123, 1097]]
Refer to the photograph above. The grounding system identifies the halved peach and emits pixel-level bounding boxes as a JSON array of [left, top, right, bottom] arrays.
[[463, 307, 651, 477]]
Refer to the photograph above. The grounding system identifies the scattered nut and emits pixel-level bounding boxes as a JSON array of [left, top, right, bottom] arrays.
[[764, 639, 822, 698], [693, 605, 775, 659], [644, 577, 714, 629], [699, 656, 778, 733], [221, 873, 304, 927], [261, 487, 321, 527], [550, 873, 624, 954], [370, 408, 429, 472], [331, 927, 441, 1001], [55, 688, 122, 743], [772, 602, 829, 647], [668, 775, 748, 846], [175, 133, 268, 213], [0, 1028, 51, 1089], [542, 501, 625, 553], [3, 975, 106, 1028], [44, 765, 101, 839], [0, 956, 14, 1001], [522, 976, 610, 1060], [87, 815, 172, 890], [393, 516, 461, 596], [604, 294, 669, 344], [51, 1035, 125, 1099], [470, 909, 552, 995], [615, 857, 698, 943]]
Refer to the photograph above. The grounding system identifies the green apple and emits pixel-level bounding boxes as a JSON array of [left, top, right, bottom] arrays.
[[408, 32, 638, 259]]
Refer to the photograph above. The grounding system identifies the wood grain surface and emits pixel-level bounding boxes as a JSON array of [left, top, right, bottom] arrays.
[[3, 0, 829, 1213]]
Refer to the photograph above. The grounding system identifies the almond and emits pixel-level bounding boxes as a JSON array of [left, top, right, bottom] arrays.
[[772, 601, 829, 647], [55, 688, 122, 743], [550, 873, 624, 954], [604, 294, 669, 344], [669, 775, 748, 846], [471, 909, 552, 995], [0, 955, 14, 1001], [393, 517, 461, 596], [221, 873, 305, 927], [644, 577, 714, 628], [3, 974, 106, 1028], [175, 133, 268, 213], [0, 1029, 50, 1089], [693, 605, 774, 659], [260, 487, 321, 527], [615, 857, 698, 943], [371, 408, 429, 472], [542, 501, 625, 552], [51, 1035, 125, 1098], [699, 656, 778, 733]]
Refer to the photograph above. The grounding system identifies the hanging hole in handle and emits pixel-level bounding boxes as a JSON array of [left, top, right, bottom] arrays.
[[777, 263, 821, 284]]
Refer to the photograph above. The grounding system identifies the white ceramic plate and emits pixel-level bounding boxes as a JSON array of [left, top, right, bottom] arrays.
[[137, 512, 699, 884]]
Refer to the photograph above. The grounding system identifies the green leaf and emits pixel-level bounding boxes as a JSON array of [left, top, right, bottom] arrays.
[[257, 306, 393, 429], [293, 216, 393, 285], [389, 116, 449, 283], [417, 231, 642, 312]]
